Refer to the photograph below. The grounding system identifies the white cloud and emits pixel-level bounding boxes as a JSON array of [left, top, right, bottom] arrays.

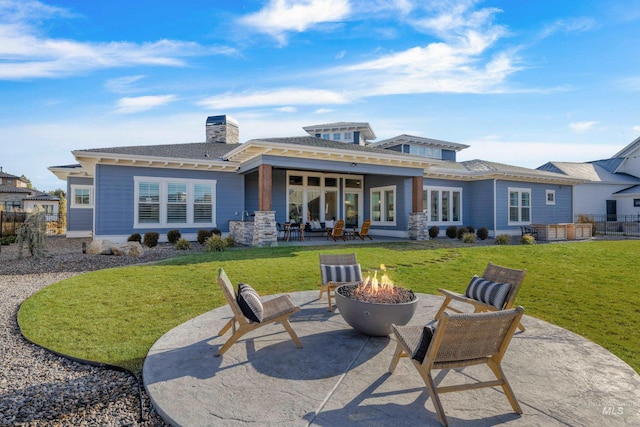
[[198, 88, 349, 109], [569, 121, 599, 133], [115, 95, 177, 114], [540, 17, 596, 39], [632, 125, 640, 133], [238, 0, 351, 45], [105, 75, 147, 94], [0, 0, 236, 80]]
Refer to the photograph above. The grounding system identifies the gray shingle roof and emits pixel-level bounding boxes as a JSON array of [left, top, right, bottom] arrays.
[[538, 161, 640, 184], [79, 142, 239, 160], [0, 184, 31, 194]]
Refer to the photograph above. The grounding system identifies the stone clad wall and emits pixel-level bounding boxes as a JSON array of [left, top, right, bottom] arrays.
[[252, 211, 277, 247], [408, 212, 428, 240]]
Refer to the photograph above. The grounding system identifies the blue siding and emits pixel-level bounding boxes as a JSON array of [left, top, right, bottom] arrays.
[[272, 169, 288, 223], [364, 175, 410, 231], [441, 149, 456, 161], [244, 171, 259, 214], [67, 177, 93, 233], [94, 164, 243, 237], [258, 155, 424, 177], [465, 180, 495, 230]]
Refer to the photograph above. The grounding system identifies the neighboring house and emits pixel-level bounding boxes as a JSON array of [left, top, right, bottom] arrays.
[[49, 115, 582, 243], [0, 168, 60, 220], [538, 136, 640, 219]]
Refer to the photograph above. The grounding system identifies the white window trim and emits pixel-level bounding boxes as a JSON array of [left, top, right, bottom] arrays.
[[508, 187, 532, 225], [70, 184, 94, 209], [423, 185, 463, 225], [133, 177, 216, 228], [546, 189, 556, 205], [286, 171, 352, 223], [370, 185, 397, 226]]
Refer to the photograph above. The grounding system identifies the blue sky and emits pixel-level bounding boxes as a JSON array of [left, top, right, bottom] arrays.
[[2, 0, 640, 191]]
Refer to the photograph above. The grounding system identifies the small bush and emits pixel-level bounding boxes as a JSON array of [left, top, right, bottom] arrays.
[[204, 235, 226, 252], [428, 226, 440, 239], [1, 235, 16, 245], [223, 236, 235, 247], [465, 225, 475, 234], [175, 238, 191, 250], [128, 233, 142, 243], [456, 226, 469, 240], [197, 229, 212, 244], [211, 228, 222, 236], [476, 227, 489, 240], [167, 229, 181, 244], [520, 234, 536, 245], [445, 225, 457, 239], [462, 232, 476, 243], [495, 234, 511, 245], [143, 231, 159, 248]]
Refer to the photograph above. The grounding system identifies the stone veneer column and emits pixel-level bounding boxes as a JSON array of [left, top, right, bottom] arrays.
[[408, 212, 428, 241], [252, 211, 277, 247]]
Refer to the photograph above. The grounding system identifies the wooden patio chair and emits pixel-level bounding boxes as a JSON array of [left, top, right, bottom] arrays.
[[216, 268, 303, 356], [319, 253, 362, 311], [326, 219, 346, 241], [389, 307, 525, 427], [434, 262, 527, 331], [354, 219, 373, 240]]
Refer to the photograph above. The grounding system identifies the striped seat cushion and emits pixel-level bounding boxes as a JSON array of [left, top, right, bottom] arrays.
[[320, 264, 362, 284], [465, 275, 512, 309], [237, 283, 264, 323]]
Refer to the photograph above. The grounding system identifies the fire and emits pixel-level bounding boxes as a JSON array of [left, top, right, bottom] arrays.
[[362, 264, 396, 296]]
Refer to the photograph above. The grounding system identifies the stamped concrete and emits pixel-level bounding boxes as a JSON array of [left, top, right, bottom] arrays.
[[144, 292, 640, 426]]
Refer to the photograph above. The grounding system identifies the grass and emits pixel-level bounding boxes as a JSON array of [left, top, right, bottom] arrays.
[[18, 239, 640, 374]]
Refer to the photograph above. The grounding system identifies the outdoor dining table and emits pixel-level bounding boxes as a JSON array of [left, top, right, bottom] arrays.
[[285, 223, 304, 241]]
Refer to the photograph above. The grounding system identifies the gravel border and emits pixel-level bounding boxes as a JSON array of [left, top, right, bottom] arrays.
[[0, 237, 192, 426]]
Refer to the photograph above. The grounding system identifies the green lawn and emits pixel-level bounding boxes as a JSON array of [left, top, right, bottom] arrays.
[[18, 240, 640, 374]]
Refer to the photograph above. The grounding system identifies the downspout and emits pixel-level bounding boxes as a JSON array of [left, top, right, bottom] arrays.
[[493, 178, 497, 237]]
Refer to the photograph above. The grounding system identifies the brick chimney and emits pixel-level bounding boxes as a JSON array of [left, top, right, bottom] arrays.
[[205, 115, 239, 144]]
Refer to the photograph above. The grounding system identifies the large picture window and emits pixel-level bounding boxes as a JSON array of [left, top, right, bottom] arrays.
[[134, 177, 216, 227], [286, 172, 351, 224], [70, 185, 93, 209], [371, 185, 396, 225], [423, 186, 462, 224], [509, 187, 531, 224]]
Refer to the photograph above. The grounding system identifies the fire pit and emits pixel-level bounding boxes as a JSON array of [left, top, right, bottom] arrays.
[[334, 265, 418, 336]]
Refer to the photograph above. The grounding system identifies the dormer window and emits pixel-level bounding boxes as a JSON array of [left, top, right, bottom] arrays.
[[333, 133, 341, 140], [322, 133, 330, 140]]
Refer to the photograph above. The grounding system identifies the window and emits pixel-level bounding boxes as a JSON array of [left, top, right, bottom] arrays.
[[634, 198, 640, 207], [70, 185, 93, 208], [546, 190, 556, 205], [343, 132, 353, 141], [321, 133, 330, 140], [371, 186, 396, 225], [333, 132, 341, 140], [423, 186, 462, 223], [509, 187, 531, 224], [134, 177, 216, 227]]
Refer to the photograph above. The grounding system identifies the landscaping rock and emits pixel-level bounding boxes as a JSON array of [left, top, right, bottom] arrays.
[[87, 239, 115, 255], [111, 241, 144, 257]]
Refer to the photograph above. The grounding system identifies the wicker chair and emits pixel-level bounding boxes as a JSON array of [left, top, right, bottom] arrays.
[[216, 268, 302, 356], [326, 219, 346, 241], [434, 262, 527, 331], [389, 307, 525, 427], [318, 253, 361, 311]]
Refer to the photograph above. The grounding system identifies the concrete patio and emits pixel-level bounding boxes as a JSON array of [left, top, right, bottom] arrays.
[[144, 291, 640, 426]]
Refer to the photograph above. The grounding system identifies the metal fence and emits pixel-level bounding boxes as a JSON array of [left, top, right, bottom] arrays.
[[574, 214, 640, 237], [0, 211, 65, 237]]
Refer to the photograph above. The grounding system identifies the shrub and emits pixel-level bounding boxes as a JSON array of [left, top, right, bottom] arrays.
[[128, 233, 142, 243], [143, 231, 159, 248], [445, 225, 457, 239], [167, 229, 181, 244], [465, 225, 475, 234], [175, 238, 191, 250], [1, 235, 16, 245], [428, 226, 440, 239], [197, 229, 212, 244], [211, 228, 222, 236], [223, 236, 235, 247], [495, 234, 511, 245], [462, 232, 476, 244], [476, 227, 489, 240], [204, 235, 226, 252], [16, 207, 46, 259], [520, 234, 536, 245], [456, 226, 469, 240]]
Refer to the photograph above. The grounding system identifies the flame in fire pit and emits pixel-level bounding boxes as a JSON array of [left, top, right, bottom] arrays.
[[347, 264, 414, 304], [363, 264, 395, 296]]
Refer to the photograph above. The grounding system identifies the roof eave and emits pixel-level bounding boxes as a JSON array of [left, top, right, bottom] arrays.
[[71, 150, 239, 172]]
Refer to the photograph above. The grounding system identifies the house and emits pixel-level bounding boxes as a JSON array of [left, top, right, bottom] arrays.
[[538, 136, 640, 220], [0, 168, 60, 220], [49, 115, 582, 244]]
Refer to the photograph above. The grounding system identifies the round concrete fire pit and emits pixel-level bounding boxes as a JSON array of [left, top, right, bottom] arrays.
[[335, 283, 418, 337]]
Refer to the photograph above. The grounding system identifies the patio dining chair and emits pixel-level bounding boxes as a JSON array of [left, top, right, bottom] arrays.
[[389, 307, 525, 426], [216, 268, 303, 356], [319, 253, 362, 311], [434, 262, 527, 331]]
